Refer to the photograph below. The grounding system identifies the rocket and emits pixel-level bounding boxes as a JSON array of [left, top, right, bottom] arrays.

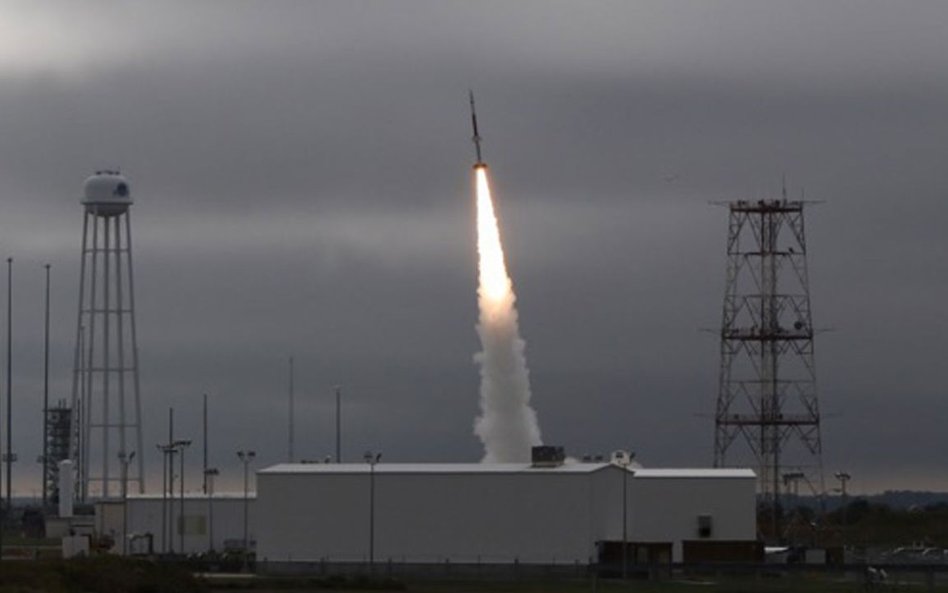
[[469, 90, 484, 166]]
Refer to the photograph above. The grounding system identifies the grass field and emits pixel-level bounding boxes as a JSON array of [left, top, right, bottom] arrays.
[[4, 556, 948, 593], [203, 571, 948, 593]]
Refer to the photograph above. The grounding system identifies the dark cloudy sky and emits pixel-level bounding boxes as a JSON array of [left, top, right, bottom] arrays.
[[1, 1, 947, 494]]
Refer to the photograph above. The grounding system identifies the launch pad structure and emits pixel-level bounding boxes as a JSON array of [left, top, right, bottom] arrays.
[[43, 401, 72, 504], [712, 194, 824, 537]]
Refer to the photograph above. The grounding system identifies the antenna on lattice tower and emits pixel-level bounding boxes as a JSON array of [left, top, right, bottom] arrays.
[[712, 189, 825, 541]]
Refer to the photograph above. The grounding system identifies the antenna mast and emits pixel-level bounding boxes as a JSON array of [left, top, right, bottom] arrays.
[[713, 194, 825, 540]]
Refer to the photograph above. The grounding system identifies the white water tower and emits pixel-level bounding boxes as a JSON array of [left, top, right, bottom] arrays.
[[69, 171, 145, 500]]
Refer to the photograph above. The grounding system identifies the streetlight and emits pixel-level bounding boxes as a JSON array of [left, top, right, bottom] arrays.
[[782, 472, 805, 544], [1, 453, 16, 523], [204, 468, 219, 552], [42, 264, 50, 509], [174, 440, 191, 554], [834, 471, 851, 529], [119, 451, 136, 556], [335, 386, 342, 463], [364, 451, 382, 569], [5, 258, 13, 528], [156, 443, 176, 554], [168, 447, 178, 553], [613, 451, 635, 579], [237, 450, 256, 570]]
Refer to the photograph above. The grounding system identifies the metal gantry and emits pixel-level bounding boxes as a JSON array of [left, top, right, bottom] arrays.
[[713, 195, 824, 536], [69, 172, 145, 500], [44, 401, 73, 504]]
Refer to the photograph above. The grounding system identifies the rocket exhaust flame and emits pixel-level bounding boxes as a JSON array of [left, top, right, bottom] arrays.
[[473, 165, 542, 462], [475, 166, 510, 302]]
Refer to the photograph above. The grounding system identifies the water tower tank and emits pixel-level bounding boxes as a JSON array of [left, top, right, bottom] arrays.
[[71, 169, 145, 500], [81, 170, 132, 216]]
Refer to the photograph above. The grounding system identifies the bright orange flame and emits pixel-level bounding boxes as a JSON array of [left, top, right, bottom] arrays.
[[475, 166, 512, 302]]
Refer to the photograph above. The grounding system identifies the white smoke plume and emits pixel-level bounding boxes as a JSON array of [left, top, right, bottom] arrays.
[[472, 165, 542, 462]]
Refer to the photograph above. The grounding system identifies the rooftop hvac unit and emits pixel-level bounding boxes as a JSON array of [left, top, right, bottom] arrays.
[[531, 445, 565, 467], [611, 450, 635, 466]]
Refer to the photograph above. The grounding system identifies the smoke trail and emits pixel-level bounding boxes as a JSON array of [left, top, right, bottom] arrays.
[[472, 165, 542, 463]]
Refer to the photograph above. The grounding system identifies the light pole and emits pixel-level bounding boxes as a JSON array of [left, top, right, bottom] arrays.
[[5, 258, 13, 521], [782, 472, 805, 544], [42, 264, 50, 509], [622, 465, 628, 578], [288, 357, 294, 462], [157, 444, 168, 553], [335, 386, 342, 463], [834, 471, 851, 530], [237, 450, 256, 570], [204, 468, 219, 552], [174, 440, 191, 554], [119, 451, 136, 555], [156, 443, 177, 554], [168, 447, 177, 553], [202, 394, 208, 494], [615, 451, 635, 579], [364, 451, 381, 569]]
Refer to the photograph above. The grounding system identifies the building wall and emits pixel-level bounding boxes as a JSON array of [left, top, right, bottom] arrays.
[[257, 471, 599, 564], [97, 496, 257, 555], [257, 465, 757, 566], [629, 476, 757, 561], [590, 468, 624, 542]]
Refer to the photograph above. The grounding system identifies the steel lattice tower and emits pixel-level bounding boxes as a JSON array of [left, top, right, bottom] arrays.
[[713, 195, 824, 532], [70, 171, 145, 500]]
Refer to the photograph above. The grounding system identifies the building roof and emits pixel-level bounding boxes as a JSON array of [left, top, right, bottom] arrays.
[[259, 462, 755, 479], [634, 468, 756, 479], [124, 492, 254, 501], [259, 462, 613, 474]]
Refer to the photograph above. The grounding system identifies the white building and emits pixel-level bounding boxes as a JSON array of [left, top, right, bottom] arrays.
[[255, 462, 756, 570], [97, 493, 257, 555]]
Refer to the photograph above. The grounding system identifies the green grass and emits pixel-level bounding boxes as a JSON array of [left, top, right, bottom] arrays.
[[204, 573, 948, 593], [0, 556, 206, 593], [0, 564, 929, 593], [405, 576, 946, 593]]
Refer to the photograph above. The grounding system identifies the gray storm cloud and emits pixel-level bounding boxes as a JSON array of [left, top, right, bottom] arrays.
[[0, 2, 946, 493]]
